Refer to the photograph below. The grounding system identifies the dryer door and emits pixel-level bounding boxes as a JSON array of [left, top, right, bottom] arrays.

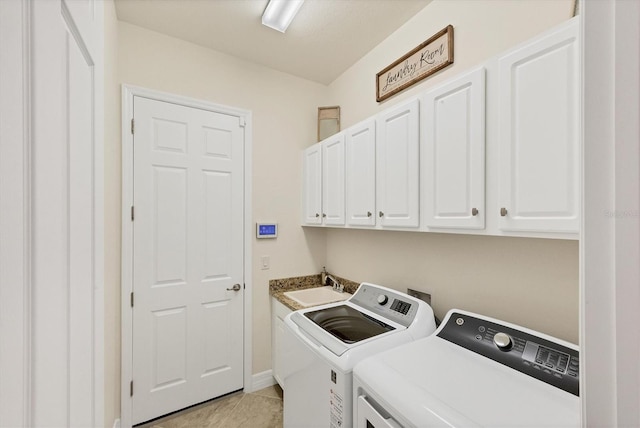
[[356, 396, 402, 428]]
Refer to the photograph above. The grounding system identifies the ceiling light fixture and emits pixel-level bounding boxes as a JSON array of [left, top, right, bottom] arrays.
[[261, 0, 305, 33]]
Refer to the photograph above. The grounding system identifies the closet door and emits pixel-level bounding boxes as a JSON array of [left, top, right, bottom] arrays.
[[0, 0, 104, 425], [32, 0, 103, 424]]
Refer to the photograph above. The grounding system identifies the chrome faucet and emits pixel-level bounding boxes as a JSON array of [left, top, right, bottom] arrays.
[[326, 274, 344, 293]]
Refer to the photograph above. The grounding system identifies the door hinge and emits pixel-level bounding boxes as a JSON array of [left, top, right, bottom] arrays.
[[239, 116, 246, 128], [130, 292, 134, 308], [131, 206, 135, 221], [130, 380, 133, 397], [131, 118, 135, 134]]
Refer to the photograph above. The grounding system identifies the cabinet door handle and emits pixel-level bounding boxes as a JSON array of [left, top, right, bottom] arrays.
[[315, 213, 320, 218], [367, 211, 372, 217], [379, 211, 384, 218], [472, 208, 479, 216], [500, 207, 508, 217], [322, 213, 327, 218]]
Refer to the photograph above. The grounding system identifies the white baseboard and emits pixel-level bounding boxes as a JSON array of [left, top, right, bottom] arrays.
[[112, 418, 121, 428], [249, 370, 276, 392]]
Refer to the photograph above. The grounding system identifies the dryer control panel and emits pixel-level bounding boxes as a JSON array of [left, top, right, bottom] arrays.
[[437, 311, 579, 396]]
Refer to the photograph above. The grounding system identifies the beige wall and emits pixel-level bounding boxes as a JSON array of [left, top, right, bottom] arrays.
[[329, 0, 576, 126], [326, 230, 578, 342], [105, 20, 328, 427], [118, 18, 330, 370], [325, 0, 579, 343]]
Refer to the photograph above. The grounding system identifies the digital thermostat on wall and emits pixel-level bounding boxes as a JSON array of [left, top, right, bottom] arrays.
[[256, 223, 277, 239]]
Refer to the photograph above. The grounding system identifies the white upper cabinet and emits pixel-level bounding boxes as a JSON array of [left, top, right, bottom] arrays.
[[322, 133, 346, 225], [346, 119, 376, 226], [422, 67, 486, 229], [376, 99, 420, 228], [302, 143, 322, 225], [497, 19, 579, 233], [301, 19, 579, 239]]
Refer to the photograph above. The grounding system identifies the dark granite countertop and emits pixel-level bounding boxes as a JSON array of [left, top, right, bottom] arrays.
[[269, 273, 359, 311]]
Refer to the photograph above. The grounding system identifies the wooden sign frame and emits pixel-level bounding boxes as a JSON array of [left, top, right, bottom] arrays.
[[376, 25, 454, 102]]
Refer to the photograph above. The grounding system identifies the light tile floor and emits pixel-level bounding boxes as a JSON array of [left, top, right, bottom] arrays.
[[136, 385, 283, 428]]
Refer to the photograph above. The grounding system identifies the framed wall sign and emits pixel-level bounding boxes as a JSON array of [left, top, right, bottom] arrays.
[[376, 25, 454, 102]]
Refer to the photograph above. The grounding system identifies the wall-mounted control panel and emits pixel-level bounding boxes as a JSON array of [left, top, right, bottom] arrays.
[[256, 223, 277, 239]]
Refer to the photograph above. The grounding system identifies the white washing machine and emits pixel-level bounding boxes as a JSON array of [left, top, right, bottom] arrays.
[[353, 309, 580, 427], [283, 283, 437, 428]]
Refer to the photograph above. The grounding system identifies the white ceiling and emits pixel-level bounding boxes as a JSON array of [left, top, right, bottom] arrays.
[[114, 0, 432, 85]]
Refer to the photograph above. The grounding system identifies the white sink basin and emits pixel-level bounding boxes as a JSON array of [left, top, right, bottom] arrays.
[[284, 286, 351, 308]]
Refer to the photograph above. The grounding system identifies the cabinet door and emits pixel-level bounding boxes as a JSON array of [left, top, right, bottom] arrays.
[[498, 20, 579, 233], [271, 298, 291, 389], [302, 144, 322, 225], [322, 133, 346, 225], [423, 67, 486, 229], [273, 314, 285, 388], [376, 99, 420, 228], [346, 119, 376, 226]]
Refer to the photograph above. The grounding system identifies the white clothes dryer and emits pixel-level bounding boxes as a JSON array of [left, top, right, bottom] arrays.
[[353, 309, 580, 427]]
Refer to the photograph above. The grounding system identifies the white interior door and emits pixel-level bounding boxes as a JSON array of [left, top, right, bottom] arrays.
[[131, 96, 245, 424]]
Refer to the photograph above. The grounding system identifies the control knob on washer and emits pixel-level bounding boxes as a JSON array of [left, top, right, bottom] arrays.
[[377, 294, 389, 305], [493, 332, 513, 351]]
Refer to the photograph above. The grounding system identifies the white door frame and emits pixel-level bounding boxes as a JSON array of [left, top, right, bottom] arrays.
[[581, 0, 640, 426], [0, 2, 33, 424], [120, 85, 253, 428], [1, 0, 104, 425]]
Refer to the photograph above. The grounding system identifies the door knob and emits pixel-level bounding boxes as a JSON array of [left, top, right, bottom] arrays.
[[500, 207, 508, 217], [379, 211, 384, 217], [472, 208, 479, 216], [227, 284, 241, 291], [367, 211, 372, 217]]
